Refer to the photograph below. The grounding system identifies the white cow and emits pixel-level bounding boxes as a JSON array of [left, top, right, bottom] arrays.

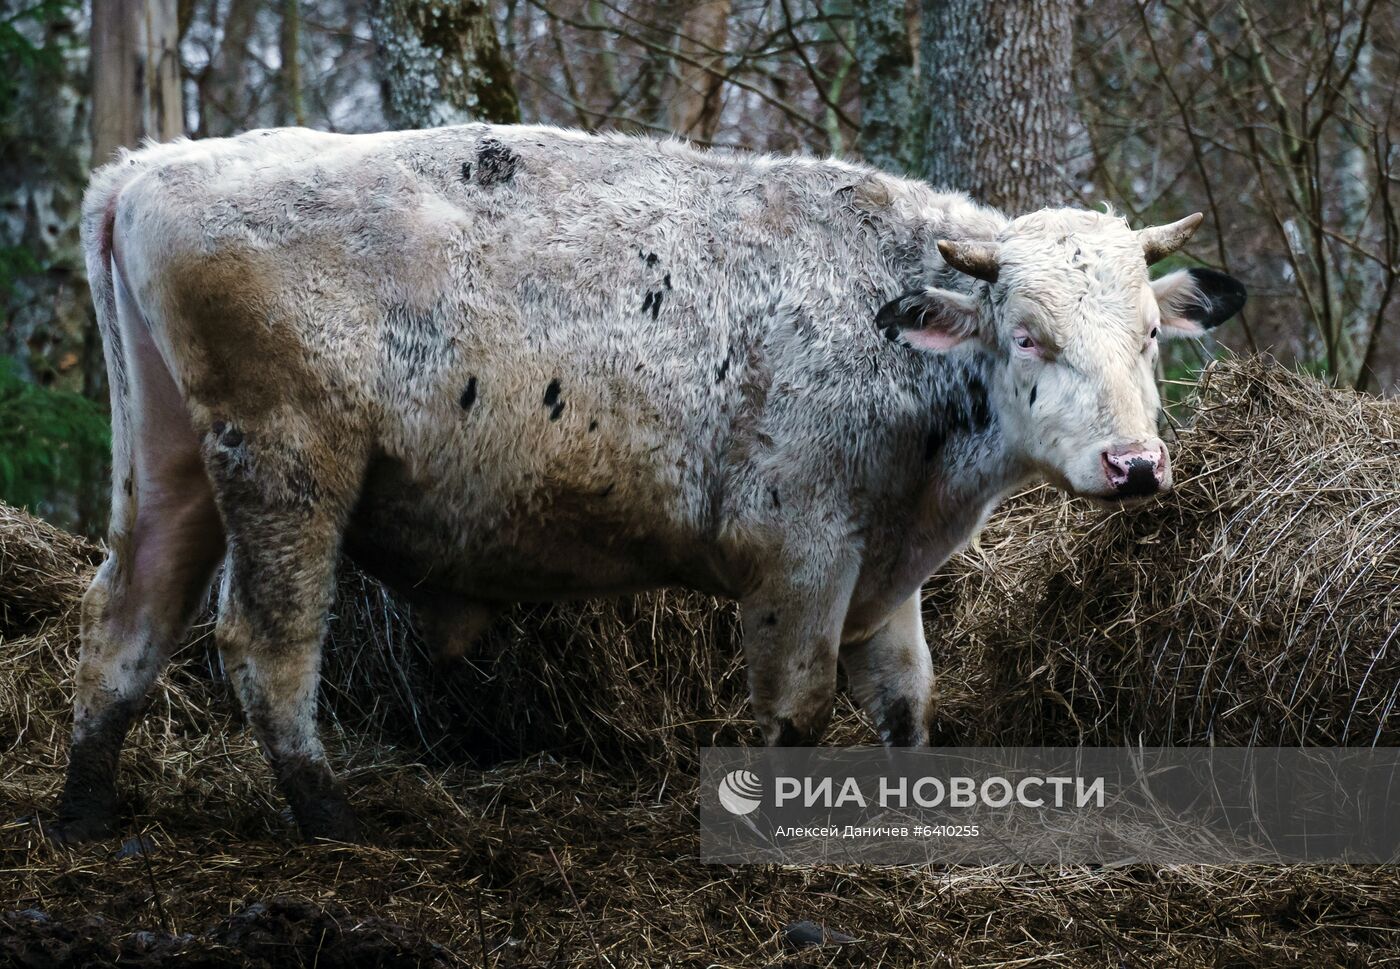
[[57, 124, 1244, 841]]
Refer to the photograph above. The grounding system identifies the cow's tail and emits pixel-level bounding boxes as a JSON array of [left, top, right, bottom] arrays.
[[80, 155, 142, 553]]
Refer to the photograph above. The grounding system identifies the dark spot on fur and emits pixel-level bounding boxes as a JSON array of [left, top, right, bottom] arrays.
[[924, 364, 994, 460], [642, 292, 654, 315], [769, 487, 782, 509], [763, 613, 778, 626], [663, 273, 672, 290], [879, 696, 923, 747], [460, 161, 471, 182], [124, 476, 133, 496], [221, 427, 244, 448], [475, 139, 518, 186], [543, 379, 561, 407], [459, 376, 478, 411], [645, 252, 658, 267], [550, 401, 566, 421], [588, 419, 598, 432], [1029, 384, 1038, 408], [715, 356, 730, 382], [924, 426, 946, 461], [650, 291, 663, 320], [967, 375, 991, 429]]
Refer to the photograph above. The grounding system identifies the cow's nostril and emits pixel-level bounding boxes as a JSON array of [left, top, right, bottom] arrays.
[[1116, 458, 1160, 497], [1102, 445, 1165, 498]]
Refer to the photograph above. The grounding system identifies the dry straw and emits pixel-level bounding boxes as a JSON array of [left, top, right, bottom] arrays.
[[1, 357, 1397, 966]]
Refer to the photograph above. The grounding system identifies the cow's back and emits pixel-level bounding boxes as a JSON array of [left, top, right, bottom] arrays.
[[101, 124, 967, 601]]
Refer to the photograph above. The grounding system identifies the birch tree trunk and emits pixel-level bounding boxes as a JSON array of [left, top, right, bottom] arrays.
[[669, 0, 730, 142], [91, 0, 184, 168], [370, 0, 521, 129], [920, 0, 1075, 212], [855, 0, 918, 174]]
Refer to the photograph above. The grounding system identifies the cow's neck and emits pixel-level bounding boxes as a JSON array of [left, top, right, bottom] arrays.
[[897, 348, 1033, 586], [929, 348, 1028, 496]]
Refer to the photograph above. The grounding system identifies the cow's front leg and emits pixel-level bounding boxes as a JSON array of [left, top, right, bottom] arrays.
[[741, 565, 858, 746], [839, 591, 932, 746]]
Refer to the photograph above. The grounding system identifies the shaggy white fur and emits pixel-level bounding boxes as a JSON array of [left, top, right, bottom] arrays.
[[57, 124, 1243, 840]]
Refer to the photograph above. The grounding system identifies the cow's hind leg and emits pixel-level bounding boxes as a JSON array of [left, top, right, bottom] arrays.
[[58, 304, 225, 840], [208, 430, 366, 842], [839, 592, 933, 746]]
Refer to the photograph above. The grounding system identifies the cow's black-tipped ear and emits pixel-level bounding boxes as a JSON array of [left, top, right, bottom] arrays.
[[1151, 267, 1247, 338], [875, 287, 979, 351], [1185, 267, 1247, 329]]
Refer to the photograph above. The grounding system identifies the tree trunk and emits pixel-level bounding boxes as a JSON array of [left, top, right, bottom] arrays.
[[0, 0, 90, 391], [198, 0, 258, 137], [920, 0, 1075, 212], [91, 0, 184, 168], [632, 1, 681, 133], [370, 0, 521, 129], [669, 0, 730, 141], [279, 0, 305, 127], [855, 0, 918, 174]]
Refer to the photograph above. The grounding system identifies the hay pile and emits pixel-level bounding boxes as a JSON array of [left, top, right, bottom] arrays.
[[0, 504, 100, 636], [2, 356, 1399, 966], [926, 357, 1400, 746]]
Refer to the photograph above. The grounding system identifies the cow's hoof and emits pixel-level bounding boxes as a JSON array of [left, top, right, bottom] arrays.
[[296, 803, 363, 845], [39, 812, 118, 846]]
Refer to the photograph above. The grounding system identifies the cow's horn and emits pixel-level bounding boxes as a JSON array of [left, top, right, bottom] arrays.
[[1139, 213, 1204, 264], [937, 240, 1000, 284]]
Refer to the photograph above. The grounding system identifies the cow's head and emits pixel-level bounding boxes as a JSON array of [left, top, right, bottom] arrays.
[[881, 209, 1245, 502]]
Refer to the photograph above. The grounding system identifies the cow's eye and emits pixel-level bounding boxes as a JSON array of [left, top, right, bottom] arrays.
[[1149, 326, 1160, 340], [1013, 333, 1037, 352]]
